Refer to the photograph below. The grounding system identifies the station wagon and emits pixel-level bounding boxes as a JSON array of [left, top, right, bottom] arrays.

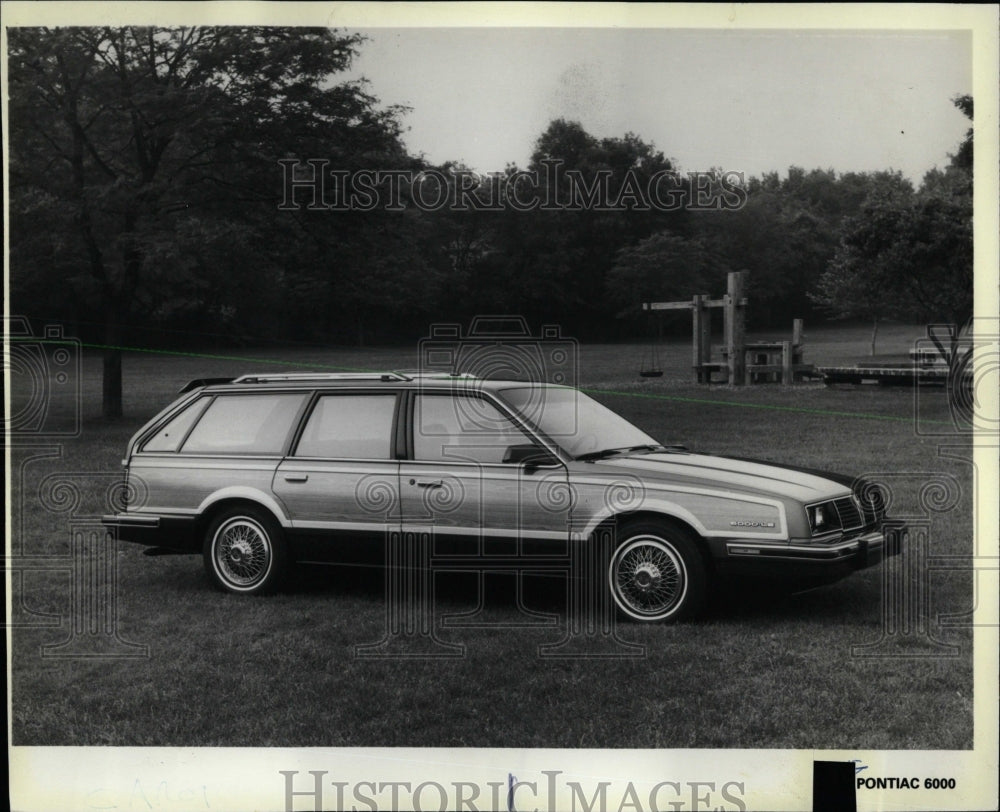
[[103, 372, 900, 622]]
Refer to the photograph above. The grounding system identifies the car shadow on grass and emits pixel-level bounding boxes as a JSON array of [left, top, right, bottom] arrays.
[[703, 575, 884, 624], [285, 562, 883, 627], [288, 562, 567, 614]]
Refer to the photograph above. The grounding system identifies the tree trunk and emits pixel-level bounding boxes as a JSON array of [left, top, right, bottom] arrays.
[[103, 318, 123, 418], [869, 317, 879, 357]]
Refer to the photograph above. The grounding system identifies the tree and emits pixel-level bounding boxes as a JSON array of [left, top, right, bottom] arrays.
[[950, 94, 973, 172], [606, 232, 730, 318], [695, 167, 890, 328], [809, 97, 973, 350], [8, 27, 408, 416], [807, 173, 917, 354], [481, 119, 689, 336]]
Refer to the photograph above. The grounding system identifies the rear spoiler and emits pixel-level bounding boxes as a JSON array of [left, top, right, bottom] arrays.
[[177, 377, 234, 394]]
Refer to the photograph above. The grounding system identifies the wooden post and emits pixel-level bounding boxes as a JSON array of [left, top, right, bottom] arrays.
[[781, 340, 793, 384], [691, 294, 711, 382], [700, 300, 711, 370], [691, 295, 703, 382], [725, 271, 746, 385], [701, 311, 711, 381], [792, 318, 803, 364], [646, 273, 746, 385]]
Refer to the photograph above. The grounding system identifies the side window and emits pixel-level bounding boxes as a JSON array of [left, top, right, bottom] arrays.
[[142, 397, 211, 452], [414, 394, 537, 464], [294, 394, 397, 459], [181, 394, 307, 455]]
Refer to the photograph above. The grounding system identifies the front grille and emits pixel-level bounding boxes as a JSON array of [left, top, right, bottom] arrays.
[[832, 496, 864, 531]]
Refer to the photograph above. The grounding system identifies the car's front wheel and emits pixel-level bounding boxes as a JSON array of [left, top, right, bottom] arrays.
[[608, 521, 707, 622], [203, 506, 287, 595]]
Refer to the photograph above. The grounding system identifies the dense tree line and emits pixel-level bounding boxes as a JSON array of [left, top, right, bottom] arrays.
[[8, 28, 974, 415], [809, 96, 973, 351]]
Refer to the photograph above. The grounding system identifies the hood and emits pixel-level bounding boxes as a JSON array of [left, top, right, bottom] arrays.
[[574, 451, 852, 503]]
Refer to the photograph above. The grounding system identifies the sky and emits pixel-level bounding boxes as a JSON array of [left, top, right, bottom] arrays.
[[345, 28, 972, 184]]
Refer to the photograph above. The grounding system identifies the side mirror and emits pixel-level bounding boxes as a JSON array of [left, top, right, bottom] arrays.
[[502, 443, 559, 468]]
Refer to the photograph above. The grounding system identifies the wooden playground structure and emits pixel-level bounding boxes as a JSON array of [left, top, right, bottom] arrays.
[[642, 271, 818, 385]]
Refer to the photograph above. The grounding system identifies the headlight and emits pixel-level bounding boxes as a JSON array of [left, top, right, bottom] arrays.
[[809, 504, 829, 531], [807, 502, 843, 534], [807, 497, 863, 537]]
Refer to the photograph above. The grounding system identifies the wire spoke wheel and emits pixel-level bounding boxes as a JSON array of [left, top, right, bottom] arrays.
[[204, 508, 285, 595], [214, 518, 271, 587], [608, 525, 704, 622]]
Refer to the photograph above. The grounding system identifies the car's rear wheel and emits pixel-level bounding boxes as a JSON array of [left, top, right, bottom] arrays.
[[608, 521, 706, 622], [203, 506, 286, 595]]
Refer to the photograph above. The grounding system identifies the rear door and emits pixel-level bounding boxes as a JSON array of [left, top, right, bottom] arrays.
[[273, 390, 401, 563]]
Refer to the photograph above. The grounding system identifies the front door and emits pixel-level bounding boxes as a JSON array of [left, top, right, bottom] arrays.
[[399, 392, 570, 558]]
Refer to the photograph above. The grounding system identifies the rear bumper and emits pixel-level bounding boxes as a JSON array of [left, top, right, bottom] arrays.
[[715, 523, 904, 581], [101, 512, 200, 553]]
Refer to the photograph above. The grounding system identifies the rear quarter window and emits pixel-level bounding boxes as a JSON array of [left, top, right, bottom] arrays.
[[180, 394, 307, 455], [142, 396, 211, 452]]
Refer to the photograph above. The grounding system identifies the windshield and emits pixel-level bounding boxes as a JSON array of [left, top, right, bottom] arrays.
[[498, 386, 658, 459]]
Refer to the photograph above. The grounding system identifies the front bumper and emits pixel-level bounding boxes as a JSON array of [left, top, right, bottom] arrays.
[[716, 522, 904, 581], [101, 512, 199, 552]]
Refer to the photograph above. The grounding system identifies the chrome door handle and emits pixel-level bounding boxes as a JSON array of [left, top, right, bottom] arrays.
[[284, 474, 309, 483], [412, 479, 442, 488]]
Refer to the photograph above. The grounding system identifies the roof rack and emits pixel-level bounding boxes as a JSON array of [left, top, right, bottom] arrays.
[[393, 370, 481, 380], [178, 377, 236, 394], [232, 372, 410, 384]]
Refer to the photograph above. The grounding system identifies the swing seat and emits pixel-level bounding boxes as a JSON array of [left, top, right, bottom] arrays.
[[639, 369, 664, 378]]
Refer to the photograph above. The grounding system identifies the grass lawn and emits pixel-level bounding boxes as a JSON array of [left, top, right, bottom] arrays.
[[9, 323, 975, 748]]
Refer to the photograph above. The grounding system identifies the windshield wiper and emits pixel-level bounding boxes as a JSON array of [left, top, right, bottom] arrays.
[[575, 444, 673, 461]]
